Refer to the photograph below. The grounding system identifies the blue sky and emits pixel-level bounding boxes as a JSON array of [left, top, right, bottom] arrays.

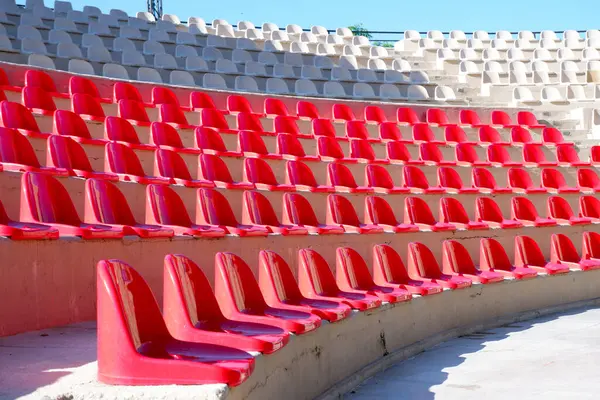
[[55, 0, 597, 39]]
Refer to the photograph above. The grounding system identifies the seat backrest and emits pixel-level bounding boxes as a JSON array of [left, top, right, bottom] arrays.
[[258, 250, 304, 303], [459, 109, 482, 125], [214, 252, 268, 313], [491, 110, 513, 126], [547, 196, 575, 219], [296, 101, 320, 119], [478, 126, 503, 144], [511, 196, 540, 221], [312, 118, 336, 137], [0, 101, 40, 132], [53, 109, 93, 140], [104, 116, 142, 145], [152, 86, 180, 107], [227, 95, 253, 114], [550, 233, 580, 264], [403, 166, 431, 190], [196, 188, 239, 226], [297, 248, 339, 296], [439, 197, 470, 224], [118, 99, 150, 123], [364, 106, 386, 123], [349, 139, 375, 160], [471, 167, 498, 191], [365, 196, 399, 225], [336, 247, 375, 290], [69, 76, 100, 99], [237, 112, 264, 132], [190, 92, 217, 110], [556, 144, 580, 163], [445, 125, 468, 143], [583, 231, 600, 260], [282, 192, 320, 226], [397, 107, 421, 124], [72, 93, 105, 118], [198, 153, 235, 183], [332, 103, 356, 121], [285, 160, 319, 187], [326, 194, 361, 226], [412, 124, 436, 142], [514, 236, 546, 267], [578, 170, 600, 191], [542, 127, 564, 145], [517, 111, 540, 126], [475, 197, 505, 223], [346, 121, 369, 140], [276, 133, 306, 158], [150, 122, 184, 148], [242, 191, 281, 226], [155, 149, 193, 181], [523, 144, 549, 163], [404, 196, 437, 225], [0, 127, 41, 167], [195, 127, 227, 152], [317, 136, 345, 159], [146, 184, 193, 227], [511, 126, 533, 144], [264, 98, 290, 117], [487, 144, 513, 163], [273, 116, 300, 136], [113, 82, 144, 103], [85, 178, 137, 225], [21, 172, 81, 225], [238, 130, 268, 154], [442, 240, 478, 275], [426, 108, 449, 125], [243, 157, 278, 185], [372, 244, 411, 285], [379, 122, 404, 141], [47, 135, 93, 172], [541, 168, 567, 190], [158, 103, 188, 126], [22, 85, 56, 112], [407, 242, 442, 279], [386, 141, 412, 162], [479, 238, 513, 271], [438, 167, 465, 190], [365, 164, 395, 189], [508, 167, 536, 190], [24, 69, 57, 93], [419, 142, 444, 163], [327, 163, 359, 188]]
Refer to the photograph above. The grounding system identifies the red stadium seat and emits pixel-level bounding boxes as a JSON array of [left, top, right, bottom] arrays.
[[583, 232, 600, 263], [332, 103, 358, 121], [197, 188, 269, 236], [238, 130, 281, 159], [195, 127, 241, 157], [372, 244, 443, 295], [475, 197, 522, 229], [297, 100, 320, 120], [22, 85, 56, 115], [113, 82, 149, 106], [402, 165, 445, 193], [264, 98, 294, 118], [386, 141, 422, 165], [47, 135, 118, 180], [118, 99, 151, 126], [459, 109, 486, 127], [507, 167, 547, 193], [285, 160, 334, 193], [541, 168, 579, 193], [364, 196, 418, 233], [346, 120, 376, 142], [471, 167, 512, 194], [379, 122, 409, 142], [514, 236, 570, 275], [404, 197, 456, 231], [152, 86, 187, 110], [85, 179, 174, 238], [522, 143, 557, 167], [479, 238, 538, 279], [105, 142, 170, 185], [215, 252, 321, 333], [0, 101, 44, 137], [577, 169, 600, 192], [478, 126, 509, 145], [20, 172, 123, 239], [276, 133, 319, 161], [365, 164, 410, 194], [237, 112, 269, 134], [397, 107, 422, 125], [442, 240, 504, 284], [282, 192, 343, 234], [487, 144, 521, 166], [511, 196, 557, 227], [298, 248, 382, 310], [490, 110, 519, 128], [419, 142, 456, 166], [407, 242, 472, 289], [580, 195, 600, 221], [104, 117, 154, 150], [550, 233, 600, 271], [154, 149, 215, 188], [364, 105, 387, 124], [151, 122, 198, 153], [455, 142, 491, 166], [326, 194, 382, 234], [274, 116, 305, 137], [547, 196, 592, 225], [190, 91, 219, 111], [198, 153, 254, 190], [445, 125, 476, 145], [349, 139, 388, 163], [228, 94, 261, 116], [0, 197, 58, 239], [439, 197, 489, 230], [517, 111, 546, 129], [542, 127, 565, 146], [159, 103, 193, 129], [590, 145, 600, 165], [556, 144, 589, 166], [327, 163, 373, 193], [412, 124, 443, 144], [69, 76, 109, 103], [258, 250, 352, 322], [163, 253, 288, 353], [145, 184, 225, 237], [426, 108, 451, 126], [0, 127, 67, 175], [242, 191, 308, 235], [0, 67, 20, 92], [336, 247, 411, 303], [312, 118, 337, 138], [96, 259, 254, 386], [199, 108, 236, 134], [53, 109, 105, 146], [317, 136, 355, 162], [243, 158, 295, 191], [510, 126, 535, 146], [437, 167, 478, 194], [25, 69, 66, 98], [71, 92, 105, 122]]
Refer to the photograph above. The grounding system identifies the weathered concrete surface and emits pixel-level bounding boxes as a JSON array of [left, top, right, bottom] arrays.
[[347, 306, 600, 400]]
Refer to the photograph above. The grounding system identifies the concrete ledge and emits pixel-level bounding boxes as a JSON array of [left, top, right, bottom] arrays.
[[3, 270, 600, 399]]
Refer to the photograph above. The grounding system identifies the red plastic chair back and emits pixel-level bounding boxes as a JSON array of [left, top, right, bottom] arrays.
[[105, 141, 147, 176], [556, 144, 581, 164], [277, 133, 307, 158], [403, 165, 431, 190], [514, 236, 546, 267], [72, 93, 105, 119], [69, 76, 101, 99], [0, 101, 40, 132], [118, 99, 150, 123], [475, 197, 506, 224], [317, 136, 345, 159], [591, 146, 600, 163], [508, 167, 536, 190], [243, 157, 279, 186], [198, 153, 235, 183], [580, 196, 600, 219], [282, 192, 320, 226], [242, 191, 281, 226], [297, 248, 339, 296], [152, 86, 180, 107], [397, 107, 421, 124], [104, 116, 142, 145], [478, 126, 503, 144], [523, 144, 550, 163], [372, 244, 411, 284], [471, 168, 499, 191], [47, 135, 93, 171], [237, 112, 264, 132], [491, 110, 514, 126], [578, 169, 600, 190], [487, 144, 513, 164], [365, 196, 399, 225], [151, 121, 184, 148], [53, 109, 93, 139], [85, 178, 137, 226], [404, 196, 437, 225], [332, 103, 356, 121], [22, 85, 56, 112], [227, 95, 254, 114], [274, 116, 300, 135], [155, 149, 193, 180], [386, 141, 413, 163], [336, 247, 376, 289], [349, 139, 375, 160], [327, 163, 359, 188], [146, 184, 193, 227], [479, 238, 513, 271], [541, 168, 568, 190], [412, 124, 436, 142], [550, 233, 580, 264], [407, 242, 443, 279], [445, 125, 468, 143], [364, 105, 386, 123], [442, 240, 478, 275], [379, 122, 403, 141], [238, 130, 268, 154], [438, 167, 466, 190], [258, 250, 304, 303], [517, 111, 541, 127], [312, 118, 336, 137], [327, 194, 361, 226], [197, 188, 239, 227], [542, 127, 564, 144], [547, 196, 575, 220], [419, 142, 445, 163], [296, 101, 320, 119], [0, 127, 41, 167], [427, 108, 449, 125], [459, 109, 482, 126], [439, 197, 470, 225], [264, 98, 291, 117], [511, 196, 541, 221], [365, 164, 395, 189], [346, 120, 369, 140], [159, 103, 188, 126], [113, 82, 144, 103], [190, 91, 216, 110], [25, 69, 57, 93], [200, 108, 230, 130], [286, 160, 319, 187], [21, 172, 81, 225], [195, 127, 227, 152], [510, 126, 533, 144], [583, 232, 600, 260]]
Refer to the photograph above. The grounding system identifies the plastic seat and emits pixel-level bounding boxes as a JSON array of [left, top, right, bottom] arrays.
[[104, 117, 154, 151], [517, 111, 546, 129], [412, 124, 443, 145], [24, 69, 68, 98], [238, 130, 280, 160], [437, 167, 478, 194], [326, 194, 383, 234], [379, 123, 410, 143], [20, 172, 122, 239], [85, 179, 174, 238], [69, 76, 109, 103], [97, 259, 254, 386], [455, 143, 492, 168], [332, 103, 359, 122], [407, 242, 472, 289], [327, 163, 373, 193], [490, 110, 519, 128], [276, 133, 318, 162], [243, 158, 295, 191], [47, 135, 118, 181], [298, 248, 382, 311], [542, 127, 565, 146], [258, 250, 352, 322], [349, 139, 388, 163], [151, 122, 199, 154], [154, 149, 214, 188], [22, 85, 56, 116], [264, 98, 294, 118], [336, 247, 411, 303], [445, 125, 476, 146], [442, 240, 504, 284], [199, 109, 237, 134], [556, 144, 589, 167], [487, 144, 521, 166], [365, 164, 410, 194], [53, 109, 106, 146], [118, 99, 151, 126], [237, 113, 270, 135], [510, 126, 535, 146], [386, 141, 422, 165], [479, 126, 509, 146], [215, 252, 321, 333], [372, 244, 443, 296], [105, 141, 171, 185], [514, 236, 570, 275], [365, 196, 418, 233], [396, 107, 423, 125], [198, 154, 254, 190], [0, 101, 45, 138], [404, 197, 456, 231], [196, 188, 268, 236], [71, 93, 105, 122], [439, 197, 489, 230], [346, 121, 378, 142], [274, 116, 306, 137], [471, 167, 512, 194], [511, 196, 557, 227], [227, 95, 262, 116], [479, 238, 538, 279], [475, 197, 522, 229], [583, 232, 600, 265], [296, 101, 320, 120], [551, 234, 600, 271], [159, 103, 194, 129], [364, 105, 388, 124], [242, 191, 308, 235], [0, 127, 66, 175], [113, 82, 150, 106], [419, 142, 455, 166], [152, 87, 186, 109], [459, 110, 486, 128], [507, 167, 547, 193], [145, 184, 225, 238], [426, 108, 451, 126], [591, 146, 600, 165], [578, 169, 600, 193], [523, 144, 557, 167], [285, 160, 334, 193], [163, 254, 288, 353], [317, 136, 355, 162], [195, 127, 241, 157], [541, 168, 579, 193], [0, 196, 58, 239], [312, 118, 337, 138], [547, 196, 591, 225], [402, 165, 445, 194], [282, 192, 343, 234], [190, 92, 219, 112]]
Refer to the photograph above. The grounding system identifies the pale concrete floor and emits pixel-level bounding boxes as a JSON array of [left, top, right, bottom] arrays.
[[347, 306, 600, 400]]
